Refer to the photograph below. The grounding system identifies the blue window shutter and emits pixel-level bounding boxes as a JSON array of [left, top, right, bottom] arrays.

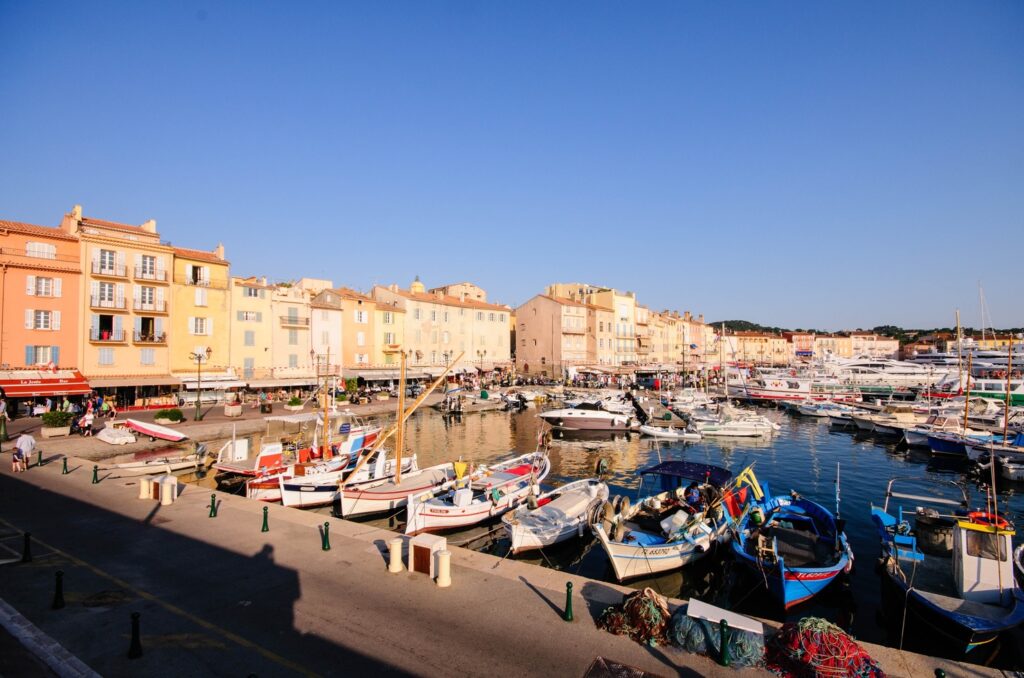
[[51, 346, 60, 366], [25, 345, 35, 365]]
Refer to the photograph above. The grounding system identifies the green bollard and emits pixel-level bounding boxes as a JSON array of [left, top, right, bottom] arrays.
[[0, 416, 7, 442], [261, 506, 269, 532], [321, 522, 331, 551], [563, 581, 574, 622], [935, 671, 945, 678], [52, 570, 65, 610], [91, 465, 99, 484], [36, 448, 43, 467], [718, 619, 731, 667], [208, 494, 218, 518], [62, 457, 68, 475]]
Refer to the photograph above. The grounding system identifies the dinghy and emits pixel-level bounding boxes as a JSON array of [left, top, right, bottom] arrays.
[[502, 477, 608, 554], [638, 424, 701, 442], [98, 444, 210, 476], [123, 418, 188, 442]]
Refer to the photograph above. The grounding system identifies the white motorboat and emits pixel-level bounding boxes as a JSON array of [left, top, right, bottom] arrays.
[[822, 357, 955, 388], [741, 375, 862, 404], [796, 401, 858, 418], [538, 402, 633, 431], [638, 424, 702, 442], [502, 478, 608, 554], [904, 415, 993, 448], [405, 451, 550, 535], [96, 425, 136, 445], [98, 445, 210, 477], [694, 405, 780, 438]]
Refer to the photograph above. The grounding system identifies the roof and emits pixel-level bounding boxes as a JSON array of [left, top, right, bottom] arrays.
[[173, 247, 227, 265], [80, 216, 151, 235], [0, 220, 77, 242], [386, 286, 510, 312], [332, 286, 373, 303], [638, 461, 733, 486], [539, 294, 587, 308]]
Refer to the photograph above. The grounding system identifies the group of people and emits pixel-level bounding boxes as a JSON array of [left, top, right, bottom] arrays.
[[74, 395, 118, 436]]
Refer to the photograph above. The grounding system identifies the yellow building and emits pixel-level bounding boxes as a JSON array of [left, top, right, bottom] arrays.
[[586, 304, 615, 366], [814, 334, 854, 359], [61, 206, 179, 406], [270, 284, 316, 386], [229, 276, 274, 382], [169, 246, 233, 391], [374, 302, 406, 367]]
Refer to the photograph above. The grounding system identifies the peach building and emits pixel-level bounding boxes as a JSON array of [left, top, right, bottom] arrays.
[[515, 295, 588, 377]]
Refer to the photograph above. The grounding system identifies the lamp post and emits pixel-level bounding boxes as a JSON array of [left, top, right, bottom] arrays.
[[476, 349, 487, 386], [188, 347, 212, 421]]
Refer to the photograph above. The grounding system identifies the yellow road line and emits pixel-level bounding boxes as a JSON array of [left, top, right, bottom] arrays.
[[0, 518, 318, 678]]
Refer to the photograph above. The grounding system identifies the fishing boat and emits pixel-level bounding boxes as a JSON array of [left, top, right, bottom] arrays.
[[905, 415, 993, 448], [339, 461, 463, 518], [1015, 544, 1024, 587], [404, 451, 550, 535], [869, 478, 1024, 654], [538, 401, 634, 431], [638, 424, 701, 441], [501, 478, 609, 554], [740, 375, 862, 404], [848, 403, 926, 436], [98, 444, 210, 476], [277, 450, 415, 508], [123, 418, 188, 442], [731, 467, 852, 608], [590, 462, 749, 581]]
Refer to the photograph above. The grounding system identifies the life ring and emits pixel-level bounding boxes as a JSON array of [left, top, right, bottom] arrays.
[[967, 512, 1010, 530]]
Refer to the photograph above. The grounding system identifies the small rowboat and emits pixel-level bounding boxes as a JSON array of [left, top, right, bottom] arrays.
[[124, 418, 188, 442], [502, 477, 608, 554], [99, 445, 210, 477], [638, 424, 701, 442]]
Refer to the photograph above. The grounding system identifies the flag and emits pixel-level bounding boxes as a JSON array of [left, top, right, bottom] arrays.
[[689, 344, 698, 349]]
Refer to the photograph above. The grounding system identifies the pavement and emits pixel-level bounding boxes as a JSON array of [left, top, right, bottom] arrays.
[[0, 449, 1014, 677]]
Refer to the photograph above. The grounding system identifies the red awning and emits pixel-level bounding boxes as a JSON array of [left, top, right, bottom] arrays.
[[0, 370, 92, 398]]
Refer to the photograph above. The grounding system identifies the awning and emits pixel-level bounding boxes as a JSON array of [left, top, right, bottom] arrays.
[[86, 376, 182, 388], [181, 380, 246, 390], [246, 378, 319, 388], [0, 370, 92, 397], [349, 369, 428, 381]]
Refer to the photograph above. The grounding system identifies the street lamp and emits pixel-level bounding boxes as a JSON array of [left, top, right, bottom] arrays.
[[188, 347, 213, 421], [476, 349, 487, 384]]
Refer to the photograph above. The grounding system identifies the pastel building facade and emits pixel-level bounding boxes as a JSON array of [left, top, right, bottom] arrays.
[[229, 276, 274, 382], [514, 295, 588, 376], [170, 246, 233, 387]]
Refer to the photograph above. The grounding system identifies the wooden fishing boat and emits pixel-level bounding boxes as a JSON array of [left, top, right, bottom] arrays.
[[339, 462, 462, 518], [277, 451, 415, 508], [501, 477, 608, 554], [123, 418, 188, 442], [870, 478, 1024, 655], [405, 451, 550, 536], [98, 444, 210, 476], [731, 468, 852, 609]]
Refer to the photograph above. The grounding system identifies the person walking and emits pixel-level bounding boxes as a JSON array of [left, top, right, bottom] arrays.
[[13, 432, 34, 472], [80, 410, 94, 436]]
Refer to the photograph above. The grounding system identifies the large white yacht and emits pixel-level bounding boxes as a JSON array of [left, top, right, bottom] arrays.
[[821, 357, 954, 388]]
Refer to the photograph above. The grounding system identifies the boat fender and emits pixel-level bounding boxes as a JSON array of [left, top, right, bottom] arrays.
[[594, 458, 609, 477], [527, 492, 539, 510], [611, 495, 623, 513], [619, 496, 631, 517]]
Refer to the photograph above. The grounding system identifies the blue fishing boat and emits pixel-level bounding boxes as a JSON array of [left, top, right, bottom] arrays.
[[731, 466, 852, 609], [870, 478, 1024, 655]]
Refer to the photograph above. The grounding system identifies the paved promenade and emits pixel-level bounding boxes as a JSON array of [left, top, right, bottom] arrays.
[[0, 452, 1009, 677]]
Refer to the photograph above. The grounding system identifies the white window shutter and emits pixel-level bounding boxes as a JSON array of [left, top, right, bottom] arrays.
[[91, 249, 100, 265], [188, 317, 196, 334], [54, 278, 62, 297], [53, 311, 61, 331], [156, 256, 165, 276], [201, 266, 210, 283], [133, 285, 141, 303], [116, 251, 125, 270], [26, 275, 35, 295], [116, 283, 125, 305], [208, 317, 214, 336], [25, 309, 33, 329], [186, 264, 194, 281], [156, 287, 165, 304], [91, 281, 100, 298], [134, 253, 142, 270]]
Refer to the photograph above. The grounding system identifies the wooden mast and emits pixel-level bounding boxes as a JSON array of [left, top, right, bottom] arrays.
[[962, 353, 973, 433], [394, 349, 407, 484], [323, 347, 331, 458]]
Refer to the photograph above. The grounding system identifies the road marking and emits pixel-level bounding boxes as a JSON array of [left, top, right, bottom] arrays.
[[0, 518, 318, 678]]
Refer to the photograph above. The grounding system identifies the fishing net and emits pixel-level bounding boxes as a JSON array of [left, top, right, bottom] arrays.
[[669, 609, 765, 669], [596, 588, 671, 646], [766, 617, 885, 678]]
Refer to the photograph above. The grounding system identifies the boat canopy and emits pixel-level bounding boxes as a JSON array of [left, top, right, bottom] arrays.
[[637, 461, 732, 487]]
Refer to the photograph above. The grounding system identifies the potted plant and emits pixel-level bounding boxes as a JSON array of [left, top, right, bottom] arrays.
[[40, 411, 75, 438], [284, 396, 304, 412], [223, 395, 243, 418], [154, 408, 185, 425]]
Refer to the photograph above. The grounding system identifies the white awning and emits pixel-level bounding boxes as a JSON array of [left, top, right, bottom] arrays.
[[181, 379, 246, 390], [246, 378, 319, 388]]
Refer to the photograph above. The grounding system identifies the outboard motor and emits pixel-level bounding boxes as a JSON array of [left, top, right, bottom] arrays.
[[624, 392, 650, 425]]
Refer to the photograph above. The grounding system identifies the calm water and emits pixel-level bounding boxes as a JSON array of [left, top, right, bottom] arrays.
[[199, 403, 1024, 666]]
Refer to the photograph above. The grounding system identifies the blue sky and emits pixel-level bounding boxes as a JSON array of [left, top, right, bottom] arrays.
[[1, 1, 1021, 330]]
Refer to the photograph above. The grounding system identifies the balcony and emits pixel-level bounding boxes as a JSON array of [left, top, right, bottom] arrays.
[[134, 266, 168, 283], [174, 275, 228, 290], [133, 300, 168, 313], [133, 332, 167, 344], [90, 295, 126, 310], [91, 262, 127, 277], [561, 324, 586, 335], [279, 315, 310, 328], [89, 329, 126, 343]]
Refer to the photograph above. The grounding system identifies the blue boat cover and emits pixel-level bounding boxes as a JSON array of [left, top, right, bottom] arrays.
[[638, 461, 732, 487]]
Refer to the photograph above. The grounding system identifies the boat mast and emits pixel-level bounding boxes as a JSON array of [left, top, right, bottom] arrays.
[[323, 347, 331, 458], [720, 323, 726, 404], [962, 353, 973, 434], [955, 309, 962, 393], [1003, 335, 1013, 445], [395, 348, 407, 484]]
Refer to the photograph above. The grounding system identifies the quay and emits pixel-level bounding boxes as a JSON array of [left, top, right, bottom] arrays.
[[0, 442, 1007, 677]]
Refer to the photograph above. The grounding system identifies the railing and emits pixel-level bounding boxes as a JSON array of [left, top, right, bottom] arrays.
[[279, 316, 310, 327], [133, 332, 167, 344], [90, 295, 126, 310], [134, 266, 167, 282], [89, 329, 126, 342], [91, 262, 127, 277], [561, 325, 586, 335], [173, 275, 228, 289], [133, 300, 167, 312]]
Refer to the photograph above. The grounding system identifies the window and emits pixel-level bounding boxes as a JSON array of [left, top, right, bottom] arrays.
[[244, 330, 255, 346], [288, 329, 298, 345], [140, 255, 156, 276], [430, 330, 438, 343], [442, 331, 450, 344], [321, 331, 329, 345], [195, 287, 208, 306], [243, 287, 259, 298], [443, 311, 449, 322], [357, 353, 369, 365], [430, 310, 437, 321], [27, 345, 56, 364], [288, 354, 299, 368], [966, 531, 1007, 561], [191, 317, 208, 335], [500, 314, 505, 322], [476, 312, 483, 321], [489, 313, 495, 322], [32, 310, 52, 330], [355, 310, 367, 324], [240, 310, 260, 322], [32, 277, 53, 296], [413, 308, 421, 320], [25, 242, 56, 259], [356, 331, 365, 346], [383, 311, 393, 324], [384, 332, 395, 344], [99, 282, 115, 302], [99, 348, 114, 366], [99, 249, 115, 271], [140, 348, 155, 366], [431, 351, 437, 364], [321, 310, 329, 321], [140, 286, 155, 304], [243, 358, 255, 378]]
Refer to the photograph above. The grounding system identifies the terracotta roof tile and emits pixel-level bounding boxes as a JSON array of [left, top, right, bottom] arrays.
[[0, 220, 77, 242], [173, 247, 227, 264], [80, 216, 152, 235], [331, 286, 374, 303], [539, 294, 588, 308], [388, 287, 510, 312]]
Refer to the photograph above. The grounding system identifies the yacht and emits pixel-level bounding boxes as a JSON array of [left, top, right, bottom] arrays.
[[822, 357, 954, 389]]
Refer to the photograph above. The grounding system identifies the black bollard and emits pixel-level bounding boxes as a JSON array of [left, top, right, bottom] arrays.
[[321, 522, 331, 551], [208, 494, 218, 518], [52, 570, 65, 610], [261, 506, 269, 532], [935, 671, 945, 678], [21, 532, 32, 563], [91, 465, 99, 484], [62, 457, 68, 475], [127, 612, 142, 659], [563, 581, 574, 622], [718, 619, 731, 667]]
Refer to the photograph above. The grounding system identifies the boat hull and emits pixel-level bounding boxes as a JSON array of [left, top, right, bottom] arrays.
[[592, 523, 724, 581]]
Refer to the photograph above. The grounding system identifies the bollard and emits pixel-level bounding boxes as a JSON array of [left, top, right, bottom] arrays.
[[261, 506, 269, 532], [388, 537, 404, 573], [91, 465, 99, 484], [52, 570, 65, 610], [563, 581, 574, 622], [208, 494, 218, 518], [20, 532, 32, 563], [61, 457, 68, 475], [127, 612, 142, 659], [718, 619, 731, 667], [321, 522, 331, 551], [0, 415, 7, 442], [36, 448, 43, 467], [935, 671, 945, 678], [436, 550, 451, 588]]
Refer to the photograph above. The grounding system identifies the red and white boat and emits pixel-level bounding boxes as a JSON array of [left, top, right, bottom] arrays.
[[404, 451, 550, 536], [338, 462, 462, 518], [123, 418, 189, 442], [277, 450, 416, 508]]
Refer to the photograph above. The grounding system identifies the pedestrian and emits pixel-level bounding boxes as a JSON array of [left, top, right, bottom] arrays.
[[13, 432, 34, 472], [80, 411, 94, 436]]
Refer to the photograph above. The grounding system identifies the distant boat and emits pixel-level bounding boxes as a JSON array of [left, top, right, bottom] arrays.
[[123, 418, 188, 442]]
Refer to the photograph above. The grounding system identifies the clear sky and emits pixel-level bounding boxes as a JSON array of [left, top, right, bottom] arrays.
[[1, 2, 1021, 330]]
